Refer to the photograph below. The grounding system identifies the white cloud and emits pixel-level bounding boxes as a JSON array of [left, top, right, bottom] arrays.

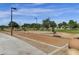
[[0, 10, 10, 18], [14, 8, 52, 14], [12, 8, 54, 17], [13, 8, 76, 17], [0, 7, 79, 22]]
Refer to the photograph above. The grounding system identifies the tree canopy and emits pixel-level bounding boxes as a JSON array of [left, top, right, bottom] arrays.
[[42, 18, 50, 30], [68, 20, 78, 29], [8, 21, 20, 28]]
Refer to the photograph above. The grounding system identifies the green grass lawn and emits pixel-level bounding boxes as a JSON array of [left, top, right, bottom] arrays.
[[56, 29, 79, 34]]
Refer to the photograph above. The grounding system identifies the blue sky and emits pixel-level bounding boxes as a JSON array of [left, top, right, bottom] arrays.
[[0, 3, 79, 25]]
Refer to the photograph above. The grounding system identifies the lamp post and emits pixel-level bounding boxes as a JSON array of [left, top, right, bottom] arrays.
[[11, 7, 17, 36]]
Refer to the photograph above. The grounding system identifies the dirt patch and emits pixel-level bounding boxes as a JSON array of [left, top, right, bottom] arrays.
[[69, 39, 79, 49], [12, 31, 68, 47]]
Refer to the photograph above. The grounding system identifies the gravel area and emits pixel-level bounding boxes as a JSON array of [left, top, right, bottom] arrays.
[[0, 33, 46, 55]]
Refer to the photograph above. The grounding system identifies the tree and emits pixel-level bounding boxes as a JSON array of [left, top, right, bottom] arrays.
[[42, 18, 50, 30], [50, 21, 57, 34], [58, 23, 63, 28], [22, 24, 30, 28], [35, 24, 42, 30], [30, 23, 36, 28], [58, 22, 68, 29], [0, 25, 7, 31], [22, 23, 30, 31], [62, 22, 68, 29], [8, 21, 20, 30], [77, 23, 79, 28], [68, 20, 78, 29]]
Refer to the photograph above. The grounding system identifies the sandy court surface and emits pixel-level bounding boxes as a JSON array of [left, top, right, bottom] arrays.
[[13, 31, 68, 47], [29, 31, 75, 39], [0, 33, 46, 55]]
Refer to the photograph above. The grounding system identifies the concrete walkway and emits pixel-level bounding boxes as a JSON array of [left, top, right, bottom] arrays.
[[0, 33, 46, 55]]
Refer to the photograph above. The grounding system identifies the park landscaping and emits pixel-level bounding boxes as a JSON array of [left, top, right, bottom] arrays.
[[0, 18, 79, 55], [56, 29, 79, 34]]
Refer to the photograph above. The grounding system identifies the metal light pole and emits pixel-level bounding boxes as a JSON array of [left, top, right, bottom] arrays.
[[11, 7, 17, 36]]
